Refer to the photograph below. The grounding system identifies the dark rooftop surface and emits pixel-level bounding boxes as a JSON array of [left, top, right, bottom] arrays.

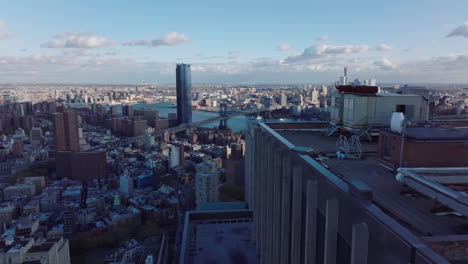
[[383, 127, 468, 141], [28, 242, 54, 253], [186, 219, 256, 264], [182, 211, 256, 264], [276, 129, 468, 236]]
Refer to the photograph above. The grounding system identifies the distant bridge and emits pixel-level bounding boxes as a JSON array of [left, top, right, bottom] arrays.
[[154, 107, 279, 136], [87, 106, 280, 150]]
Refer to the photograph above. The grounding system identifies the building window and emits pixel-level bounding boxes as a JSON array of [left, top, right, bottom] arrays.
[[396, 104, 406, 113], [382, 135, 390, 159]]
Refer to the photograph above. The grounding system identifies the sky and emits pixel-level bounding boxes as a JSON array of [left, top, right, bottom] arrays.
[[1, 0, 468, 84]]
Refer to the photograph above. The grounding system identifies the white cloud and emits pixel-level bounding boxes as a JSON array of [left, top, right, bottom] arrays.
[[123, 32, 190, 47], [285, 43, 369, 63], [277, 43, 292, 51], [0, 20, 13, 40], [227, 51, 240, 60], [317, 36, 330, 41], [0, 33, 13, 40], [375, 44, 393, 51], [447, 22, 468, 38], [41, 32, 116, 49], [4, 48, 468, 84], [374, 58, 397, 70]]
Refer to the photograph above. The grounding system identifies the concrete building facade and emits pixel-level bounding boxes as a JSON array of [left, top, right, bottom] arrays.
[[245, 122, 454, 264], [195, 160, 220, 209], [53, 111, 80, 152]]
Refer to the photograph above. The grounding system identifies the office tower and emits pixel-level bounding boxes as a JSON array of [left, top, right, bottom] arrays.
[[311, 88, 319, 103], [170, 145, 180, 168], [30, 127, 43, 146], [170, 145, 184, 168], [119, 174, 134, 195], [53, 110, 80, 152], [63, 210, 73, 238], [195, 159, 220, 209], [122, 104, 134, 117], [176, 64, 192, 125], [226, 143, 245, 188], [280, 92, 287, 107], [339, 67, 348, 85]]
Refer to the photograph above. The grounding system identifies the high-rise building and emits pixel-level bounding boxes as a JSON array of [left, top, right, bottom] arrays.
[[30, 127, 43, 146], [245, 121, 458, 264], [122, 104, 134, 117], [176, 64, 192, 125], [225, 144, 245, 188], [169, 145, 185, 168], [119, 173, 134, 195], [280, 92, 287, 107], [195, 159, 220, 209], [53, 110, 80, 152], [311, 88, 319, 103], [339, 67, 348, 85], [131, 119, 147, 136], [134, 108, 159, 127]]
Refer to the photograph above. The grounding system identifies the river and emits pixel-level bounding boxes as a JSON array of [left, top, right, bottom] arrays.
[[71, 102, 306, 132]]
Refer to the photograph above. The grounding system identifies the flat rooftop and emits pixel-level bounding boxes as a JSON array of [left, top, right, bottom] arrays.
[[274, 128, 468, 237], [180, 210, 257, 264]]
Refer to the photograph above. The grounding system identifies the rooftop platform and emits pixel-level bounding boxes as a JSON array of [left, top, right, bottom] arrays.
[[180, 210, 256, 264], [274, 126, 468, 237]]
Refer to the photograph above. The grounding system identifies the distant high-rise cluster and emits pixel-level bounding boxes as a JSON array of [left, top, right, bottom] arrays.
[[176, 64, 192, 125]]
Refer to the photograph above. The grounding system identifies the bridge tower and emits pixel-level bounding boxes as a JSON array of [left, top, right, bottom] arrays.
[[219, 102, 228, 130]]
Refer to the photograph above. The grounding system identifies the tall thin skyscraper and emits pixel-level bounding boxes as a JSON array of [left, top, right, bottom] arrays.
[[176, 64, 192, 125], [53, 110, 80, 152]]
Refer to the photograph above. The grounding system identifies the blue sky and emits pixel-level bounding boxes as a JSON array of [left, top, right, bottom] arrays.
[[1, 0, 468, 84]]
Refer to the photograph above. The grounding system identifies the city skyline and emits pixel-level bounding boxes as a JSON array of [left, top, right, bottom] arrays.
[[1, 1, 468, 84]]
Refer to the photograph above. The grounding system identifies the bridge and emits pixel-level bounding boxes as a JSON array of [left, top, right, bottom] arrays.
[[87, 106, 279, 151], [154, 107, 277, 136]]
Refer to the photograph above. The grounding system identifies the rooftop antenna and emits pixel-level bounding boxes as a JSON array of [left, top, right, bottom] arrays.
[[344, 67, 347, 78]]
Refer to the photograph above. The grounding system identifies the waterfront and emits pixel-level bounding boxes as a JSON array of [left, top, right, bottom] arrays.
[[71, 102, 307, 132]]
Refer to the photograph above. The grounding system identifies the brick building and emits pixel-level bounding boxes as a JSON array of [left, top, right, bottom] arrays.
[[378, 127, 468, 169]]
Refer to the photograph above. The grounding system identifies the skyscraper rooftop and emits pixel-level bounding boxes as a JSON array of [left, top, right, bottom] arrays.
[[245, 121, 468, 264]]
